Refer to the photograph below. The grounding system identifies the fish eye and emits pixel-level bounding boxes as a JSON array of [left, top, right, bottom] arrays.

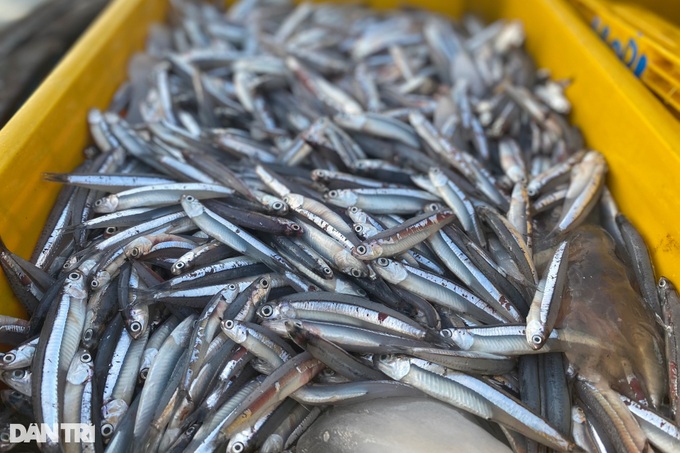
[[175, 261, 185, 269], [260, 278, 270, 288], [349, 206, 359, 213], [140, 368, 149, 380], [94, 199, 103, 206], [130, 321, 142, 333], [185, 195, 195, 202], [228, 284, 237, 290], [659, 278, 668, 288], [260, 305, 274, 317], [83, 329, 94, 341], [354, 225, 363, 233], [376, 258, 389, 267], [272, 201, 284, 210], [378, 354, 390, 361], [531, 335, 543, 345], [323, 267, 332, 275], [224, 320, 235, 329], [12, 370, 25, 379], [440, 329, 452, 338], [69, 272, 81, 281], [105, 226, 118, 235], [90, 279, 99, 289], [231, 442, 245, 453], [131, 247, 141, 257], [291, 223, 301, 231], [2, 353, 15, 364], [356, 245, 367, 255], [328, 190, 337, 198], [357, 289, 367, 297], [101, 423, 114, 438], [350, 268, 362, 278], [0, 432, 9, 443], [81, 353, 92, 363]]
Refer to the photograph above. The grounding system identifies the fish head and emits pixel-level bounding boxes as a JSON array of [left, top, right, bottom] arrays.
[[428, 167, 448, 187], [66, 349, 94, 385], [353, 223, 371, 239], [171, 254, 193, 275], [181, 195, 205, 218], [658, 276, 680, 314], [423, 202, 444, 213], [90, 270, 110, 291], [353, 243, 382, 260], [346, 206, 367, 223], [218, 283, 240, 304], [93, 195, 119, 213], [62, 255, 80, 272], [334, 250, 369, 278], [256, 275, 272, 294], [282, 193, 304, 209], [101, 399, 129, 439], [124, 237, 154, 259], [227, 431, 249, 453], [124, 306, 149, 339], [257, 303, 280, 320], [373, 257, 408, 284], [281, 219, 303, 236], [0, 352, 16, 369], [0, 424, 13, 450], [262, 195, 288, 214], [65, 272, 89, 299], [311, 169, 331, 182], [221, 319, 248, 343], [325, 189, 357, 208], [441, 328, 474, 350], [375, 354, 410, 380], [7, 369, 26, 382], [525, 320, 546, 350]]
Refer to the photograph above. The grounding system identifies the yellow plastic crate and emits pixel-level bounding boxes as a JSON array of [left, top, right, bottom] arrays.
[[2, 0, 680, 319], [571, 0, 680, 113]]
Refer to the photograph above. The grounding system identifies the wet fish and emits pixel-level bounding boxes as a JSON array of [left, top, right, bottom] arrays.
[[0, 2, 674, 452]]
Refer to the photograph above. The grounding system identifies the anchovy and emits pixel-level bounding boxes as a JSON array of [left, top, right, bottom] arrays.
[[376, 354, 577, 450], [353, 209, 455, 260], [526, 241, 569, 349]]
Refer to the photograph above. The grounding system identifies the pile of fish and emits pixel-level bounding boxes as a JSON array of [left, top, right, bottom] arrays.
[[0, 0, 679, 452]]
